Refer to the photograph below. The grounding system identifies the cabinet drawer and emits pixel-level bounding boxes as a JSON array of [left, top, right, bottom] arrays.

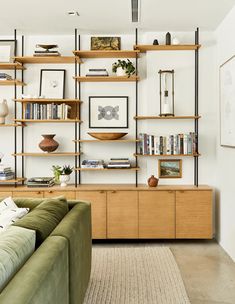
[[44, 190, 75, 200], [13, 191, 43, 198], [76, 191, 107, 239], [0, 192, 13, 198]]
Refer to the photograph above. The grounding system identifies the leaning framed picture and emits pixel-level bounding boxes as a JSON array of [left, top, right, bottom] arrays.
[[220, 55, 235, 147], [89, 96, 128, 128], [90, 37, 121, 50], [39, 69, 65, 99], [158, 159, 182, 178], [0, 40, 15, 63]]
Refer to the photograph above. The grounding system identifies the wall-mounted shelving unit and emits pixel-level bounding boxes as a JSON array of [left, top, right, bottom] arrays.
[[134, 44, 201, 52], [14, 56, 81, 64]]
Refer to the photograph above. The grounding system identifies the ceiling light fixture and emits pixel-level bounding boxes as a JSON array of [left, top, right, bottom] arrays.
[[67, 11, 80, 16], [131, 0, 139, 22]]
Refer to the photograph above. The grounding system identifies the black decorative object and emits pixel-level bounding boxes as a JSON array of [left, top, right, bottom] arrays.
[[153, 39, 159, 45], [159, 70, 175, 117], [166, 32, 171, 45]]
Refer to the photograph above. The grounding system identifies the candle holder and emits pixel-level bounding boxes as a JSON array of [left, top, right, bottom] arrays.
[[159, 70, 175, 117]]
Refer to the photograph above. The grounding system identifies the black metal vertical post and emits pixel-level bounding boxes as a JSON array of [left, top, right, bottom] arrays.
[[14, 29, 17, 187], [21, 35, 25, 184], [194, 27, 199, 186], [74, 29, 78, 187], [78, 34, 81, 185], [135, 28, 138, 187]]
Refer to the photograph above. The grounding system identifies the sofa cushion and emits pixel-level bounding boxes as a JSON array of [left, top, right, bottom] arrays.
[[13, 197, 69, 247], [0, 226, 36, 292]]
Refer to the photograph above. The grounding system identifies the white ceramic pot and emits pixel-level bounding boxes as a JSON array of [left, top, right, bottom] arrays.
[[0, 99, 9, 124], [59, 174, 70, 187], [116, 66, 126, 76]]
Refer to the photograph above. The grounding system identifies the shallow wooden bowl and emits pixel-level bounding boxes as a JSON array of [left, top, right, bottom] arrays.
[[88, 132, 128, 140]]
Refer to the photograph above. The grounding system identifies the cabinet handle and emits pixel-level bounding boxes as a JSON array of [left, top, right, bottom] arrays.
[[37, 191, 41, 194], [179, 190, 185, 193], [49, 191, 53, 194], [111, 190, 116, 194], [100, 190, 105, 194]]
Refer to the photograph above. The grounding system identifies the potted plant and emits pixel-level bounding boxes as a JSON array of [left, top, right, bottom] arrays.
[[112, 59, 135, 77], [52, 165, 73, 187]]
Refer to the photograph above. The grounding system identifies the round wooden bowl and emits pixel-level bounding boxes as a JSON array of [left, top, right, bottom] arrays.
[[88, 132, 128, 140]]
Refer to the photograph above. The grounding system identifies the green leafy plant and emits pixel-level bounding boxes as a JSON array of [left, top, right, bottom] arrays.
[[62, 165, 73, 175], [112, 59, 135, 77], [52, 165, 73, 183]]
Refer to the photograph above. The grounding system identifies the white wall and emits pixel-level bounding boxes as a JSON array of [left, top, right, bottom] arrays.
[[216, 5, 235, 260], [0, 31, 216, 187]]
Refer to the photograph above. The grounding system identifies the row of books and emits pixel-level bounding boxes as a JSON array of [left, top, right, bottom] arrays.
[[107, 158, 131, 168], [138, 132, 198, 155], [24, 103, 72, 120], [86, 68, 109, 76], [27, 177, 55, 188], [0, 73, 12, 81], [0, 165, 14, 180], [81, 158, 131, 169]]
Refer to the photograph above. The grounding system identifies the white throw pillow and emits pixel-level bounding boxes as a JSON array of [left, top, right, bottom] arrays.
[[0, 197, 18, 213]]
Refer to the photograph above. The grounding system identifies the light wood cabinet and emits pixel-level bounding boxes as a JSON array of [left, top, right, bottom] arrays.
[[44, 190, 75, 200], [176, 190, 212, 239], [139, 191, 175, 238], [0, 192, 12, 197], [76, 191, 107, 239], [13, 191, 43, 198], [107, 191, 138, 238]]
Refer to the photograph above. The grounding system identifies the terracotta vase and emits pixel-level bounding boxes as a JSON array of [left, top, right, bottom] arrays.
[[147, 175, 159, 187], [39, 134, 59, 153]]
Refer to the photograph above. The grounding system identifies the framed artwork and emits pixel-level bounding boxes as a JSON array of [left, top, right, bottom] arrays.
[[0, 40, 15, 63], [158, 159, 182, 178], [220, 55, 235, 147], [91, 37, 121, 50], [39, 69, 65, 99], [89, 96, 128, 128]]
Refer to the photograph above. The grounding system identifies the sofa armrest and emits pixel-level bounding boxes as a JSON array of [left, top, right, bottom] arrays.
[[0, 236, 69, 304], [51, 201, 92, 304]]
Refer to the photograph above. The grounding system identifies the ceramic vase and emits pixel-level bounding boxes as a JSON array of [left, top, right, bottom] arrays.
[[39, 134, 59, 153], [60, 174, 70, 187], [116, 66, 126, 76], [147, 175, 159, 187], [0, 99, 9, 124]]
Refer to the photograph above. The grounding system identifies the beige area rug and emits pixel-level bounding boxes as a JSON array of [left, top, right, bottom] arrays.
[[84, 244, 190, 304]]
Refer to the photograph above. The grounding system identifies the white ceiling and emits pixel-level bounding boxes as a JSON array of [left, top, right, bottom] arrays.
[[1, 0, 235, 35]]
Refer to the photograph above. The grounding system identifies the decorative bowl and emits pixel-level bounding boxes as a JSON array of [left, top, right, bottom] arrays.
[[88, 132, 128, 140], [36, 44, 58, 51]]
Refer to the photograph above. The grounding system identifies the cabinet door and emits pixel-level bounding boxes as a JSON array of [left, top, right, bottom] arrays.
[[44, 190, 75, 200], [13, 191, 43, 198], [139, 191, 175, 238], [176, 190, 212, 239], [76, 191, 107, 239], [0, 192, 12, 198], [107, 191, 138, 239]]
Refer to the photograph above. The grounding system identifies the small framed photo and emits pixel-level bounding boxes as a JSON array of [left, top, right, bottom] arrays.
[[91, 37, 121, 50], [158, 159, 182, 178], [0, 40, 15, 63], [39, 69, 65, 99], [89, 96, 128, 128]]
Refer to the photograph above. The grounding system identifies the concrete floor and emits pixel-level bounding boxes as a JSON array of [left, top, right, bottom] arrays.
[[169, 240, 235, 304]]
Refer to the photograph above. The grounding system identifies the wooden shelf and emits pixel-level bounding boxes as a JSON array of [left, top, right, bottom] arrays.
[[14, 119, 82, 123], [12, 152, 81, 157], [75, 167, 140, 171], [0, 178, 25, 184], [14, 98, 82, 104], [73, 50, 139, 58], [134, 153, 200, 157], [0, 62, 25, 70], [0, 80, 26, 86], [14, 56, 81, 64], [74, 139, 139, 143], [0, 123, 21, 127], [74, 76, 139, 82], [134, 115, 201, 120], [134, 44, 201, 52]]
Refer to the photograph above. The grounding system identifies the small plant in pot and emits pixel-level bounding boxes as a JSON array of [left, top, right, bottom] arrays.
[[112, 59, 135, 77], [52, 165, 73, 187]]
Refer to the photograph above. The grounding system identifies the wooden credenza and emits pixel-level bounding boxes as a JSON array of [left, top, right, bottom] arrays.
[[0, 184, 213, 239]]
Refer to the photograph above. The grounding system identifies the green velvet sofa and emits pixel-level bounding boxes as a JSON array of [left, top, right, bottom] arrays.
[[0, 197, 92, 304]]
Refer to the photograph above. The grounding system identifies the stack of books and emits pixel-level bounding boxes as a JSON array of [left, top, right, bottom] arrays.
[[86, 69, 109, 76], [0, 73, 12, 81], [24, 103, 72, 120], [0, 165, 14, 180], [27, 177, 55, 187], [81, 160, 104, 169], [138, 132, 198, 155], [33, 47, 60, 57], [107, 158, 131, 169]]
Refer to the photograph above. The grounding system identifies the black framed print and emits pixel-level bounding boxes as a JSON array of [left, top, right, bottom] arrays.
[[89, 96, 128, 128], [39, 69, 65, 99]]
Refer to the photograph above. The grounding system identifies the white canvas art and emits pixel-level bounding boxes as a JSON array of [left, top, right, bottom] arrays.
[[220, 55, 235, 147], [40, 70, 65, 99], [0, 42, 14, 63]]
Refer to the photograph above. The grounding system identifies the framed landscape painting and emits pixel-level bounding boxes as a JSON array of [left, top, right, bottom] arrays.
[[158, 159, 182, 178], [90, 37, 121, 50], [89, 96, 128, 128]]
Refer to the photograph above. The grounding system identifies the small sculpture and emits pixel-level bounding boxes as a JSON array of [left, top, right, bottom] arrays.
[[172, 37, 180, 45], [147, 175, 159, 187], [166, 32, 171, 45], [0, 100, 9, 124], [153, 39, 159, 45], [39, 134, 59, 153]]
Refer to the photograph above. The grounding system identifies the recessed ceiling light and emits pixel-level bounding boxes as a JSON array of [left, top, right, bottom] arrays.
[[67, 11, 80, 16]]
